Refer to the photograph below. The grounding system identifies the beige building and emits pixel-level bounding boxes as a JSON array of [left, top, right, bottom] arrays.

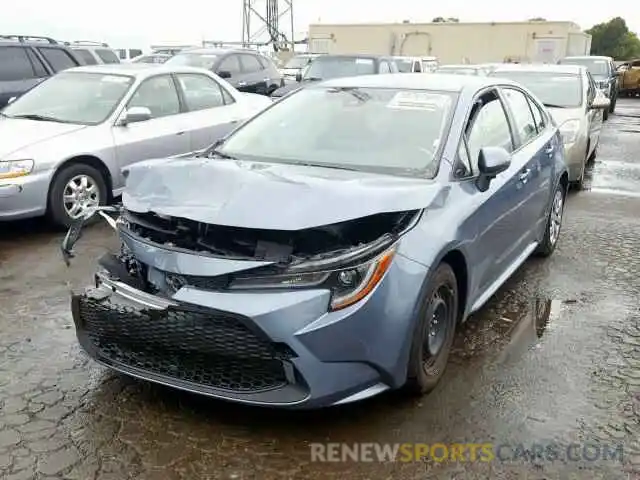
[[307, 21, 592, 64]]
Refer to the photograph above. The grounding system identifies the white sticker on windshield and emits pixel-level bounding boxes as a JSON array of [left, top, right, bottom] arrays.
[[387, 91, 450, 110], [355, 58, 374, 65], [102, 75, 130, 83]]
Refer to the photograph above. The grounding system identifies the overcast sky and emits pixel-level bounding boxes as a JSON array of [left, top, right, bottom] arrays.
[[2, 1, 636, 49]]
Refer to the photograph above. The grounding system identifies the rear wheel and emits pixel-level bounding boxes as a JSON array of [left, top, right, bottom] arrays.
[[405, 263, 458, 395], [609, 95, 617, 113], [603, 109, 609, 121], [535, 182, 565, 257]]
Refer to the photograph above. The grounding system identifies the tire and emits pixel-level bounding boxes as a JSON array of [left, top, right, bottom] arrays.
[[535, 182, 565, 258], [603, 109, 609, 121], [405, 262, 458, 395], [609, 95, 616, 113], [47, 163, 108, 229]]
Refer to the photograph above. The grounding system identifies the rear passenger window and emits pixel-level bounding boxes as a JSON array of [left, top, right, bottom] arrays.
[[0, 47, 36, 81], [96, 49, 119, 64], [218, 55, 241, 75], [37, 48, 77, 72], [75, 49, 97, 65], [466, 93, 514, 164], [502, 88, 537, 146], [25, 49, 47, 77], [527, 97, 546, 132]]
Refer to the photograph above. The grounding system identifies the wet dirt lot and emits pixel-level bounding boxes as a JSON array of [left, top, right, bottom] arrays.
[[1, 99, 640, 480]]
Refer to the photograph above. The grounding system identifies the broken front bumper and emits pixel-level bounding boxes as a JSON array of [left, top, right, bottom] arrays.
[[71, 244, 428, 409]]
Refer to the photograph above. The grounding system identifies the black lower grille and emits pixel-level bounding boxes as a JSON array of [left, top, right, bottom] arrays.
[[76, 295, 294, 393]]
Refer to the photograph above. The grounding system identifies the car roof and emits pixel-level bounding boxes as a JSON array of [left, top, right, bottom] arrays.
[[492, 64, 584, 75], [177, 48, 261, 55], [64, 63, 217, 78], [562, 55, 613, 61], [319, 72, 517, 93], [438, 64, 482, 69], [315, 54, 388, 61]]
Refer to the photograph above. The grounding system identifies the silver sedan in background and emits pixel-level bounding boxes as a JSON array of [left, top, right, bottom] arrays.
[[489, 64, 610, 189], [0, 64, 272, 226]]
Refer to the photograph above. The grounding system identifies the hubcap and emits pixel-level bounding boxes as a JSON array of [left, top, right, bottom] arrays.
[[549, 189, 564, 245], [422, 285, 454, 368], [63, 175, 100, 220]]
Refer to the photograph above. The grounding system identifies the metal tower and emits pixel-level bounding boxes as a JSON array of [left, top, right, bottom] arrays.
[[241, 0, 295, 51]]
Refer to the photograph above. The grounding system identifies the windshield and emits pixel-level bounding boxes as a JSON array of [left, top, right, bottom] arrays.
[[304, 57, 376, 80], [559, 58, 610, 76], [285, 56, 312, 69], [437, 67, 477, 75], [396, 59, 413, 73], [2, 72, 133, 125], [491, 71, 583, 108], [217, 87, 455, 177], [166, 53, 218, 69]]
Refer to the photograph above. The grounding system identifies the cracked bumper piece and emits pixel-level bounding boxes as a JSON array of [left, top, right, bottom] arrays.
[[71, 253, 427, 409]]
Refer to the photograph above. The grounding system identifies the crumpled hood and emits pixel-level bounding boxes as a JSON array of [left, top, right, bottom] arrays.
[[0, 118, 86, 159], [122, 158, 447, 230]]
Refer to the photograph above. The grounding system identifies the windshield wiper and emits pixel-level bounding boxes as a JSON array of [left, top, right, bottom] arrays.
[[542, 103, 567, 109], [7, 113, 69, 123], [305, 77, 323, 81], [288, 161, 361, 172]]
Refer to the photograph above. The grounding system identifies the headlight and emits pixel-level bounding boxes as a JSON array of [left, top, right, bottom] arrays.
[[0, 159, 34, 179], [559, 119, 581, 146], [228, 245, 397, 311]]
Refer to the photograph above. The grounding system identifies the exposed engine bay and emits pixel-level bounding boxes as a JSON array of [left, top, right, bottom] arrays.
[[121, 208, 420, 265]]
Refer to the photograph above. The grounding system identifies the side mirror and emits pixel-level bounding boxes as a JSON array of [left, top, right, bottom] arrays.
[[218, 70, 232, 79], [120, 106, 152, 125], [590, 92, 610, 110], [295, 72, 303, 82], [476, 146, 511, 192]]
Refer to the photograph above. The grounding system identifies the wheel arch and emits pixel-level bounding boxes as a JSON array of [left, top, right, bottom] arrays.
[[48, 155, 114, 206]]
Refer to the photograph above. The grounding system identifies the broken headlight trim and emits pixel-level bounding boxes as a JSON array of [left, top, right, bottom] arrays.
[[228, 244, 397, 311]]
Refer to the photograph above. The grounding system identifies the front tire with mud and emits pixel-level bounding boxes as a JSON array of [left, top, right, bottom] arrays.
[[405, 263, 458, 395]]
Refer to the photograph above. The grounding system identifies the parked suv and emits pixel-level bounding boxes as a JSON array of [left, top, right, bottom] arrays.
[[558, 56, 618, 119], [165, 48, 284, 95], [66, 41, 120, 65], [0, 35, 82, 108]]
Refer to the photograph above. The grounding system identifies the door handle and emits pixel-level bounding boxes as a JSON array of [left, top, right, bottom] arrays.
[[519, 168, 531, 183], [237, 81, 247, 87]]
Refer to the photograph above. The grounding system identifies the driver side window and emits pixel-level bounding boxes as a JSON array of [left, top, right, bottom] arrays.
[[465, 91, 514, 170]]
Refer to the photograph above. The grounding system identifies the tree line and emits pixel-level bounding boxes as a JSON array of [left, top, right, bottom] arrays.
[[429, 16, 640, 59]]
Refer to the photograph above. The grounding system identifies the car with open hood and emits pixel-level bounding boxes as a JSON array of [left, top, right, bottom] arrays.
[[269, 54, 399, 99], [63, 73, 569, 409], [0, 63, 271, 227], [489, 64, 610, 189]]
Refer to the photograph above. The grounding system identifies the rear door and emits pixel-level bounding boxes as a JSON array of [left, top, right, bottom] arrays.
[[174, 72, 246, 151], [500, 86, 556, 243], [111, 74, 190, 187], [0, 46, 48, 107], [585, 72, 602, 147]]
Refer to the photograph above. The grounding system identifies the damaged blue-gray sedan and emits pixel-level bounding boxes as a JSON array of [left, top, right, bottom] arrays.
[[62, 73, 569, 409]]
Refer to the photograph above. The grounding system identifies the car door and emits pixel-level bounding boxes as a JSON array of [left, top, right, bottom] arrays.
[[238, 53, 269, 94], [461, 88, 530, 296], [584, 72, 602, 148], [216, 54, 246, 91], [174, 72, 246, 152], [500, 86, 554, 242], [111, 74, 190, 184]]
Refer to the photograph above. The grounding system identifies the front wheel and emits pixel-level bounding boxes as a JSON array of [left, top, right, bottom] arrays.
[[405, 263, 458, 395], [535, 182, 565, 257], [47, 163, 107, 228], [609, 95, 617, 113], [603, 109, 609, 121]]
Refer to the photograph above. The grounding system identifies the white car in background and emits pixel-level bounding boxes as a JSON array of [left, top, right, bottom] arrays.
[[489, 64, 610, 189], [0, 64, 272, 227]]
